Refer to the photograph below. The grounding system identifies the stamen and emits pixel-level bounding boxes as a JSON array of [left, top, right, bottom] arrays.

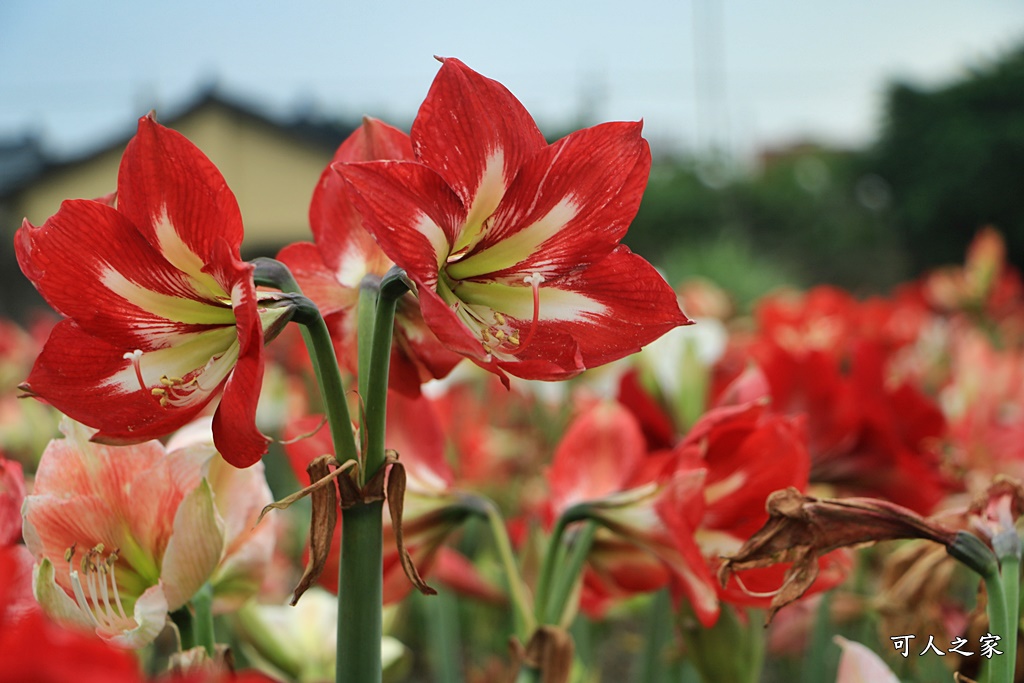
[[106, 550, 129, 620], [68, 568, 100, 627]]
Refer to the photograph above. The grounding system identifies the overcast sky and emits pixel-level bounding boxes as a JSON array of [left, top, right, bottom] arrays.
[[2, 1, 1023, 160]]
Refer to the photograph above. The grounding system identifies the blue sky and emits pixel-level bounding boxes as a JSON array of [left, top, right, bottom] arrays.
[[2, 0, 1023, 160]]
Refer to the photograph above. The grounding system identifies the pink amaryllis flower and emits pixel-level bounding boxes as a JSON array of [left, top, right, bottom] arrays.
[[16, 115, 291, 467], [278, 118, 462, 395], [335, 58, 689, 383], [23, 419, 274, 648]]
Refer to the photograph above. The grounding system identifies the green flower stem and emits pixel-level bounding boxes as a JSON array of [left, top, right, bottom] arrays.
[[251, 258, 359, 467], [990, 525, 1022, 683], [191, 583, 216, 657], [533, 516, 572, 624], [235, 601, 302, 679], [635, 590, 673, 683], [422, 589, 463, 683], [478, 497, 536, 640], [338, 499, 385, 683], [337, 268, 410, 683], [361, 268, 409, 485], [543, 520, 599, 626], [999, 553, 1020, 683], [983, 570, 1012, 683], [356, 278, 380, 411]]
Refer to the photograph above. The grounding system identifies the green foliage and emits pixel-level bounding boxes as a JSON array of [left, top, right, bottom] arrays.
[[626, 151, 910, 305], [870, 43, 1024, 273]]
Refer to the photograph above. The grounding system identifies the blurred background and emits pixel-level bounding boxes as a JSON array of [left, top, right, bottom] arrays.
[[2, 0, 1024, 318]]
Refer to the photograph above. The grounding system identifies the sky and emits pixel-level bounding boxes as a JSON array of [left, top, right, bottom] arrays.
[[2, 1, 1023, 161]]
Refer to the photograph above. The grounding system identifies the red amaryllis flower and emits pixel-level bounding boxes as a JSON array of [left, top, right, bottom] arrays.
[[335, 58, 689, 383], [546, 400, 719, 625], [278, 118, 462, 395], [735, 286, 951, 513], [16, 115, 291, 467]]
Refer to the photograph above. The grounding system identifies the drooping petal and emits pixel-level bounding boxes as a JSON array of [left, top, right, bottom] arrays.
[[535, 247, 690, 369], [161, 479, 225, 610], [412, 57, 546, 253], [447, 121, 650, 280], [210, 244, 271, 468], [117, 114, 245, 282]]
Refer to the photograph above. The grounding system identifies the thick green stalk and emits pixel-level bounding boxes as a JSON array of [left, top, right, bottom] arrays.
[[422, 589, 463, 683], [191, 583, 216, 657], [361, 269, 409, 484], [356, 280, 379, 411], [983, 570, 1012, 683], [635, 590, 673, 683], [480, 498, 536, 640], [533, 516, 571, 624], [988, 525, 1022, 683], [337, 268, 410, 683], [1001, 555, 1020, 679], [337, 500, 385, 682], [543, 521, 599, 626]]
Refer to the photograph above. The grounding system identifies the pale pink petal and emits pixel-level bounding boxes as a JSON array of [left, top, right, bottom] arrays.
[[160, 480, 225, 610], [32, 558, 95, 631], [834, 636, 901, 683], [105, 583, 170, 649]]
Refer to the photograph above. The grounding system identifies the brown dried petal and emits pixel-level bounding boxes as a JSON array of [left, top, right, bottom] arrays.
[[386, 459, 436, 596], [292, 456, 341, 605], [719, 487, 959, 622]]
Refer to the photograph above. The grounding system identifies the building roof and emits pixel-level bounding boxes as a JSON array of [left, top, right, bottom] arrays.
[[0, 87, 358, 199]]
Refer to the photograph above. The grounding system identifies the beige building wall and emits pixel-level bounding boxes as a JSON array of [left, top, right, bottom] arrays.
[[15, 102, 334, 254]]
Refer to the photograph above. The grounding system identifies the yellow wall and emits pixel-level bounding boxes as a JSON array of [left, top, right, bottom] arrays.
[[16, 104, 333, 253]]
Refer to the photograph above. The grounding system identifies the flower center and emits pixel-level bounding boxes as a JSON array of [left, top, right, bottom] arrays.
[[441, 271, 546, 358], [65, 543, 135, 633], [122, 341, 239, 410]]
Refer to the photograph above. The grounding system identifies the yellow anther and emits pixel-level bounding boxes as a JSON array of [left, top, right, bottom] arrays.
[[152, 387, 165, 396], [494, 312, 507, 326], [65, 545, 76, 563]]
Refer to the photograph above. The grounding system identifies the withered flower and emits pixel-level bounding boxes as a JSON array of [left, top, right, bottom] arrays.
[[719, 487, 986, 622]]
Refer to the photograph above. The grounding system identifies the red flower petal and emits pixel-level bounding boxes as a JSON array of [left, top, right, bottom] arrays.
[[334, 160, 464, 286], [117, 114, 244, 268], [450, 121, 651, 281], [413, 58, 546, 236], [23, 320, 211, 443], [210, 246, 269, 468]]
